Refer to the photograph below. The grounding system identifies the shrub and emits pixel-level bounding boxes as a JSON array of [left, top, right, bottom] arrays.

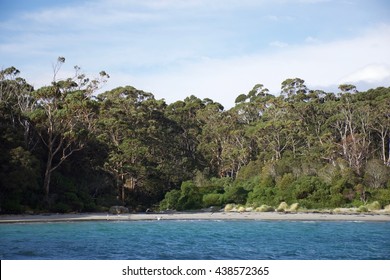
[[1, 199, 24, 214], [63, 192, 84, 212], [364, 159, 389, 189], [367, 201, 381, 211], [177, 181, 202, 210], [247, 176, 275, 205], [275, 173, 295, 203], [289, 203, 300, 212], [358, 205, 368, 213], [159, 189, 180, 210], [202, 193, 224, 207], [277, 202, 289, 212], [224, 183, 249, 204], [224, 204, 235, 212], [370, 188, 390, 206], [255, 205, 275, 212], [50, 202, 72, 213]]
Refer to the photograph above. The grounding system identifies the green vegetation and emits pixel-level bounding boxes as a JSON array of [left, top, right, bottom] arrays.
[[1, 59, 390, 213]]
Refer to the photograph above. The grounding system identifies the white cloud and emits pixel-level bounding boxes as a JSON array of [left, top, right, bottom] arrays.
[[269, 41, 289, 48], [304, 36, 321, 44], [122, 24, 390, 108], [339, 64, 390, 84]]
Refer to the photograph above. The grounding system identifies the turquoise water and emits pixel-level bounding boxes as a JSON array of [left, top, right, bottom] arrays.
[[1, 220, 389, 259]]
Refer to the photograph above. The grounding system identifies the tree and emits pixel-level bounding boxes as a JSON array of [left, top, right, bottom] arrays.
[[369, 94, 390, 165], [364, 159, 389, 189], [29, 57, 109, 201], [281, 78, 308, 100], [97, 86, 155, 203]]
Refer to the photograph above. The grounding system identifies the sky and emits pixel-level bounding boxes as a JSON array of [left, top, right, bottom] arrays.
[[1, 0, 390, 108]]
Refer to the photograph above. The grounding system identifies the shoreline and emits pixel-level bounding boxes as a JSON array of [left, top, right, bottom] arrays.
[[1, 211, 390, 223]]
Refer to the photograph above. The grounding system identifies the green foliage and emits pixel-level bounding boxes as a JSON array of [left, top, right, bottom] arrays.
[[159, 189, 181, 210], [370, 188, 390, 206], [291, 176, 330, 208], [366, 201, 381, 211], [177, 181, 202, 210], [2, 65, 390, 213], [358, 205, 368, 213], [224, 178, 252, 204], [247, 175, 275, 205], [275, 173, 296, 202], [202, 193, 224, 207], [364, 159, 389, 189]]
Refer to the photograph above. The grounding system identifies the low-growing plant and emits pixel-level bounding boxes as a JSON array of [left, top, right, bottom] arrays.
[[255, 205, 275, 212], [367, 201, 381, 211], [358, 205, 368, 213], [202, 193, 224, 208], [224, 203, 235, 212], [277, 202, 289, 212], [289, 203, 299, 212]]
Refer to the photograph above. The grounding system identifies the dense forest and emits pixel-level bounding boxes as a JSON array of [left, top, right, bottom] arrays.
[[1, 58, 390, 214]]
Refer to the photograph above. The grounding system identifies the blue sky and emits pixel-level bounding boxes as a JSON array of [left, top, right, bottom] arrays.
[[1, 0, 390, 107]]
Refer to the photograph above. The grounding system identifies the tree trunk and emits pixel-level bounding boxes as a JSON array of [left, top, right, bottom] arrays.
[[43, 154, 53, 202]]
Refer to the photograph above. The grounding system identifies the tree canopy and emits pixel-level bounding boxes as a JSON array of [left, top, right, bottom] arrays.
[[1, 62, 390, 213]]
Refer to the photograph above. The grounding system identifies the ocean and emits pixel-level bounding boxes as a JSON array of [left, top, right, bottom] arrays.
[[0, 220, 389, 259]]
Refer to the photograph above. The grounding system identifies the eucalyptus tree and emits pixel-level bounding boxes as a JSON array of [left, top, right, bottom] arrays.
[[197, 100, 228, 176], [164, 95, 206, 167], [97, 86, 186, 206], [234, 83, 272, 124], [29, 57, 109, 201], [281, 78, 308, 101], [368, 88, 390, 165], [0, 67, 36, 148], [97, 86, 155, 203], [0, 68, 41, 211]]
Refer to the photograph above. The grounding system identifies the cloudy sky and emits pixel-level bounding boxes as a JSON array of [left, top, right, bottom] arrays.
[[1, 0, 390, 108]]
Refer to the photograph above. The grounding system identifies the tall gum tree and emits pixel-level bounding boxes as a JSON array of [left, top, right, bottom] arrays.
[[29, 57, 109, 201]]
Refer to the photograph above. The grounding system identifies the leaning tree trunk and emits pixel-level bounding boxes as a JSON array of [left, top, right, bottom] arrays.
[[43, 152, 53, 203]]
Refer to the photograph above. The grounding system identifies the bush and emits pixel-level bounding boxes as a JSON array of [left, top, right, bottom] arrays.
[[291, 176, 331, 208], [63, 192, 84, 212], [247, 176, 275, 205], [370, 188, 390, 206], [50, 202, 72, 213], [224, 204, 235, 212], [275, 173, 295, 202], [159, 189, 181, 210], [255, 205, 275, 212], [289, 203, 300, 212], [367, 201, 381, 211], [224, 183, 249, 204], [358, 205, 368, 213], [364, 159, 389, 189], [177, 181, 202, 210], [202, 193, 224, 207], [1, 199, 24, 214], [277, 202, 289, 212]]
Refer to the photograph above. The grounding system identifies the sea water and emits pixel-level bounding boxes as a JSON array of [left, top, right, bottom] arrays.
[[1, 220, 389, 259]]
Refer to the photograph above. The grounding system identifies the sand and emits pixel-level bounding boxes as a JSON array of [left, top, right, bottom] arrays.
[[1, 211, 390, 223]]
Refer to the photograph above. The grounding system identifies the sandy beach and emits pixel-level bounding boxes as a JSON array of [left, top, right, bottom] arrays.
[[1, 211, 390, 223]]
